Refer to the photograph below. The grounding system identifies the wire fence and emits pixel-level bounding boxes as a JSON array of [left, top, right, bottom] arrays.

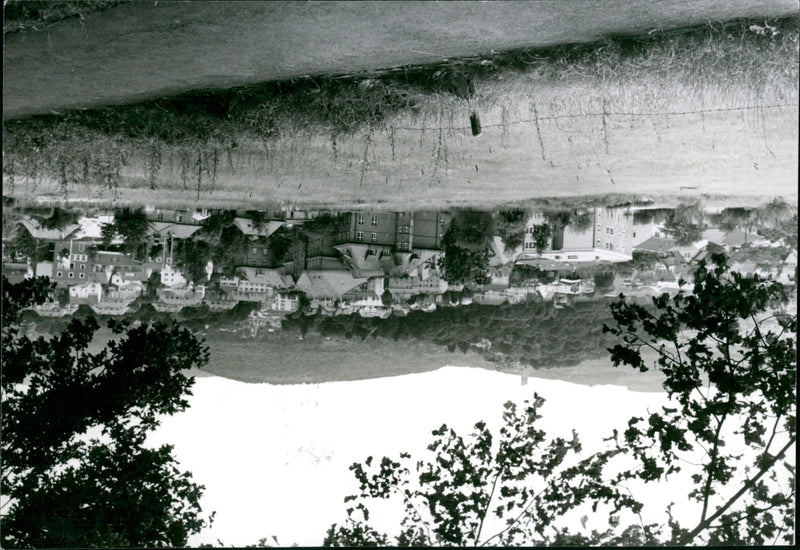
[[392, 102, 798, 131]]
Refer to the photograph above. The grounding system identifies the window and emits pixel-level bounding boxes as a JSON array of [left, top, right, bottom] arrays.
[[356, 231, 364, 242], [596, 239, 601, 246], [357, 214, 364, 225], [79, 273, 85, 279], [371, 215, 378, 226], [554, 255, 561, 259], [68, 272, 74, 278], [568, 255, 578, 259], [371, 233, 377, 242], [177, 215, 183, 222], [57, 271, 62, 278], [80, 264, 85, 271], [609, 228, 614, 235]]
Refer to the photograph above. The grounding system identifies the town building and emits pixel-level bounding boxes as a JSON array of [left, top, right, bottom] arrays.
[[522, 207, 634, 263]]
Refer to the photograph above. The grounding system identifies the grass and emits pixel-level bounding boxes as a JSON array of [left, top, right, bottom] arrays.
[[3, 16, 798, 209], [2, 0, 125, 34]]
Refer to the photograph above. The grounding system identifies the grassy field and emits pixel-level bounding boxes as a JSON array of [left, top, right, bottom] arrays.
[[3, 16, 798, 209]]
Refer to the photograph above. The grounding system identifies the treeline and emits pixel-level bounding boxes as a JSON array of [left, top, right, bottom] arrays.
[[282, 299, 618, 369]]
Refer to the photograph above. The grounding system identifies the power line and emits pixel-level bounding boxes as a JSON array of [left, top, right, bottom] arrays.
[[392, 103, 797, 131]]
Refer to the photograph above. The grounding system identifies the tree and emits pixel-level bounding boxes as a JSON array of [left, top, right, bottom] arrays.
[[1, 275, 214, 547], [602, 254, 795, 545], [663, 202, 705, 245], [324, 254, 795, 546], [7, 225, 39, 261], [495, 210, 527, 251], [113, 207, 150, 252], [530, 223, 551, 254], [100, 221, 117, 247], [593, 268, 615, 291], [40, 207, 78, 230]]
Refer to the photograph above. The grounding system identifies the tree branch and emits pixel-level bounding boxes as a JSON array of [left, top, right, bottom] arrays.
[[679, 436, 796, 545], [473, 468, 502, 545]]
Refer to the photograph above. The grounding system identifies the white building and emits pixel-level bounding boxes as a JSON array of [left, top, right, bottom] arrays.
[[161, 264, 188, 288], [522, 207, 634, 263], [269, 293, 300, 313], [69, 282, 103, 302]]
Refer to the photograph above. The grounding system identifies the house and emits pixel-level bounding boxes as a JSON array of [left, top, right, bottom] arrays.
[[239, 267, 294, 291], [31, 302, 79, 317], [387, 276, 448, 298], [157, 285, 205, 306], [522, 207, 634, 263], [634, 236, 677, 256], [146, 207, 208, 225], [704, 228, 771, 250], [16, 218, 79, 241], [90, 302, 132, 316], [152, 301, 185, 313], [342, 277, 385, 307], [268, 293, 300, 313], [146, 221, 203, 241], [335, 243, 393, 278], [669, 240, 707, 263], [340, 211, 450, 251], [233, 217, 285, 240], [473, 285, 509, 305], [160, 264, 188, 288], [69, 282, 103, 304], [295, 267, 368, 306]]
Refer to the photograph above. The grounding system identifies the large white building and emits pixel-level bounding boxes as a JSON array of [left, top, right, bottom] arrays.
[[522, 207, 634, 263]]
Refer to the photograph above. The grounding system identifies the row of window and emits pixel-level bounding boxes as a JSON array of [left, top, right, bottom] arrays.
[[356, 232, 378, 243], [356, 215, 380, 225], [56, 271, 86, 279]]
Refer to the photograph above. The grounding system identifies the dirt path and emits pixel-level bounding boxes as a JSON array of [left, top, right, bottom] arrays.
[[3, 0, 797, 118]]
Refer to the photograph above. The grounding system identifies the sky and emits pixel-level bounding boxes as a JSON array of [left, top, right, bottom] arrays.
[[147, 366, 713, 546]]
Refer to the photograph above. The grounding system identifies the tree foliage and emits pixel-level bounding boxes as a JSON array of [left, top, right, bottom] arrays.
[[112, 207, 150, 251], [325, 254, 796, 546], [529, 223, 551, 254], [440, 211, 494, 285], [1, 275, 214, 547]]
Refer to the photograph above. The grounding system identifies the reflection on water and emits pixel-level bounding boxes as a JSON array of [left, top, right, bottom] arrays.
[[3, 197, 797, 380]]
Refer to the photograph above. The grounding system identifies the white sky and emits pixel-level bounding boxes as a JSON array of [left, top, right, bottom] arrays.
[[147, 366, 725, 547]]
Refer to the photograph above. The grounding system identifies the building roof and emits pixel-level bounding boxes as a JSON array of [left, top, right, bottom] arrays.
[[335, 244, 388, 277], [17, 219, 79, 241], [35, 261, 54, 278], [239, 267, 293, 288], [73, 215, 118, 240], [785, 250, 797, 265], [701, 228, 727, 246], [147, 222, 203, 240], [296, 270, 368, 300], [634, 236, 677, 253], [233, 218, 284, 238], [720, 229, 767, 248]]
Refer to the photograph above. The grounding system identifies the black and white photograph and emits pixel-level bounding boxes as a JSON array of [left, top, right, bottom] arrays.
[[1, 1, 797, 547]]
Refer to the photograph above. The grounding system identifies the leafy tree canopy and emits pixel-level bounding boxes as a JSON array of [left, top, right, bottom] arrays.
[[324, 254, 796, 546], [1, 275, 214, 548]]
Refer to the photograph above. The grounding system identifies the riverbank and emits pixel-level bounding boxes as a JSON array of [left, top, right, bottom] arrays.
[[3, 16, 797, 209]]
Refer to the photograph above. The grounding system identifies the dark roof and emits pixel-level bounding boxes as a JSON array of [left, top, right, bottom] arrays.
[[634, 237, 676, 253]]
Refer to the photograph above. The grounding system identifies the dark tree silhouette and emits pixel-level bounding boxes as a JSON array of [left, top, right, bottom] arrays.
[[1, 275, 214, 548], [324, 255, 796, 546]]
